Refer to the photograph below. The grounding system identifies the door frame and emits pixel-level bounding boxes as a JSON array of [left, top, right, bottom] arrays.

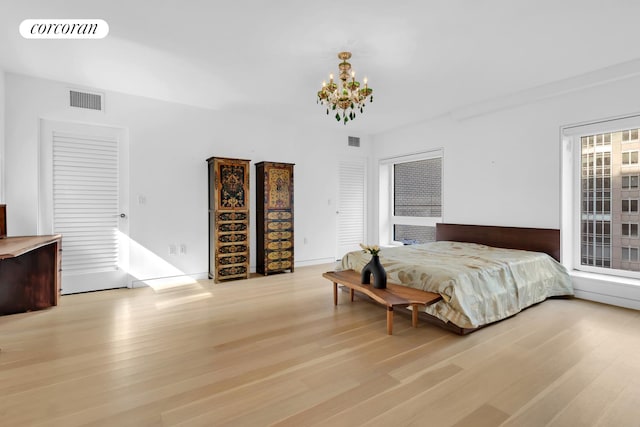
[[38, 119, 131, 292]]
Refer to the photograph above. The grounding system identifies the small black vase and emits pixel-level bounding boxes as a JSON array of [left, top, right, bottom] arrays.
[[361, 254, 387, 289]]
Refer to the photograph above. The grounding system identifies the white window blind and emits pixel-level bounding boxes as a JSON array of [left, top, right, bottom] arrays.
[[52, 131, 119, 274], [337, 160, 366, 249]]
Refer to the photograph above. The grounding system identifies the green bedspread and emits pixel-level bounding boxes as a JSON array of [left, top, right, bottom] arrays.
[[339, 241, 574, 328]]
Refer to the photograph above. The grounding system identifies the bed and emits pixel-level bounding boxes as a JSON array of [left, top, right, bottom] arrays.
[[338, 223, 574, 334]]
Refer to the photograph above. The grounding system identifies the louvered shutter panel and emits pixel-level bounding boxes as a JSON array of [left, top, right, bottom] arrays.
[[337, 160, 366, 250], [52, 132, 119, 273]]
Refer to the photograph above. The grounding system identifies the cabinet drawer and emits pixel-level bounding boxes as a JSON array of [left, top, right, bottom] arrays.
[[218, 265, 247, 278], [267, 241, 292, 250], [217, 212, 248, 222], [218, 244, 248, 254], [267, 211, 292, 220], [267, 221, 292, 231], [218, 254, 247, 265], [267, 231, 292, 240], [218, 222, 247, 232], [267, 260, 292, 271], [218, 233, 247, 243], [267, 250, 292, 260]]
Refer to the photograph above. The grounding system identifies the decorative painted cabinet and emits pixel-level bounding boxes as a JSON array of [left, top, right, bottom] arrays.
[[207, 157, 250, 282], [255, 161, 294, 275]]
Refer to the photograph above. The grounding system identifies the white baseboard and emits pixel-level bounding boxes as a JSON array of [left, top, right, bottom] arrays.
[[295, 257, 337, 268]]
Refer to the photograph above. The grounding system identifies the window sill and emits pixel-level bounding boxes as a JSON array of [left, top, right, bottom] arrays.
[[569, 269, 640, 310], [570, 270, 640, 288]]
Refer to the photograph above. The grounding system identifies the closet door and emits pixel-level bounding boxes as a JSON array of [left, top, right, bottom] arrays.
[[40, 120, 130, 294], [336, 159, 366, 259]]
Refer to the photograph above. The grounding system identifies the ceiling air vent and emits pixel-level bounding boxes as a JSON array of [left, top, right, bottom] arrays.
[[348, 136, 360, 147], [69, 90, 103, 111]]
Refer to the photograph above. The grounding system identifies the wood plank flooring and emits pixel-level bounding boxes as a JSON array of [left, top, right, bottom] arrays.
[[0, 263, 639, 426]]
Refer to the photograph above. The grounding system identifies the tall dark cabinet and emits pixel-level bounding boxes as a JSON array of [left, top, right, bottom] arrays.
[[255, 161, 295, 275], [207, 157, 250, 282]]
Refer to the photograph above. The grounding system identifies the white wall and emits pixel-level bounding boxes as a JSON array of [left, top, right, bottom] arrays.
[[372, 73, 640, 309], [4, 72, 372, 283], [0, 69, 4, 203]]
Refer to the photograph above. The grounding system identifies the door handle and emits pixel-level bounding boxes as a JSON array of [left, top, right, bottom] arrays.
[[119, 213, 126, 218]]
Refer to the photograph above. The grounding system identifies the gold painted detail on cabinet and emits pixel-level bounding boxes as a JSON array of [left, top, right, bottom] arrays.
[[267, 211, 292, 220], [267, 241, 292, 250], [218, 265, 247, 277], [218, 255, 247, 265], [217, 212, 247, 222], [218, 233, 247, 243], [267, 168, 291, 209], [218, 223, 247, 232], [218, 244, 248, 254], [267, 251, 292, 260], [219, 164, 247, 208], [267, 260, 292, 270], [267, 231, 292, 240], [267, 221, 292, 231]]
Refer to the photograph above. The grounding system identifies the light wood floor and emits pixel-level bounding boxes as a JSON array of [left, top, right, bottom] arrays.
[[1, 264, 639, 426]]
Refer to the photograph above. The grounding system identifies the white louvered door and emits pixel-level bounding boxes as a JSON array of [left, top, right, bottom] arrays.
[[336, 159, 367, 259], [40, 120, 129, 294]]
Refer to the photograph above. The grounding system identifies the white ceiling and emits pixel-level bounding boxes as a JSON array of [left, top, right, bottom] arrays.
[[1, 0, 640, 134]]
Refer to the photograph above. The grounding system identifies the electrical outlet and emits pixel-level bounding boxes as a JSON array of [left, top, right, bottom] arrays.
[[169, 244, 177, 255], [179, 244, 187, 255]]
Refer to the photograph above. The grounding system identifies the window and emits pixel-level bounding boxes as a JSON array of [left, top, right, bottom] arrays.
[[379, 150, 443, 245], [622, 223, 639, 237], [622, 199, 639, 213], [563, 117, 640, 278], [622, 129, 639, 143], [622, 150, 639, 165], [622, 175, 639, 189], [622, 247, 639, 261]]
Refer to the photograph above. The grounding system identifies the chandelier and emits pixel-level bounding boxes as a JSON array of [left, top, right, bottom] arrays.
[[317, 51, 373, 125]]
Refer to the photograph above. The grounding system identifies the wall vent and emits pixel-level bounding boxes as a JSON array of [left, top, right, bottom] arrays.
[[69, 90, 103, 111], [348, 136, 360, 147]]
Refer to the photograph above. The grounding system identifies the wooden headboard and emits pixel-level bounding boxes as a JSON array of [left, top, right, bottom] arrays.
[[435, 223, 560, 262], [0, 204, 5, 238]]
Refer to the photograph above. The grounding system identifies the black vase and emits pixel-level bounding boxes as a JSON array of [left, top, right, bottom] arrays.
[[361, 255, 387, 289]]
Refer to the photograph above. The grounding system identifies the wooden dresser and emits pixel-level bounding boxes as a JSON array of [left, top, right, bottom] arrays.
[[207, 157, 250, 282], [255, 161, 294, 275], [0, 235, 62, 315]]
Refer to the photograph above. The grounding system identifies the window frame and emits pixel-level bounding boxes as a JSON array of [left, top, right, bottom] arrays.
[[622, 175, 639, 189], [562, 114, 640, 280], [622, 199, 639, 213], [622, 223, 639, 237], [622, 246, 639, 262], [379, 149, 443, 246], [622, 150, 639, 165]]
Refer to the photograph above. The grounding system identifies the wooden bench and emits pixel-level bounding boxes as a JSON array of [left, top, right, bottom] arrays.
[[322, 270, 442, 335]]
